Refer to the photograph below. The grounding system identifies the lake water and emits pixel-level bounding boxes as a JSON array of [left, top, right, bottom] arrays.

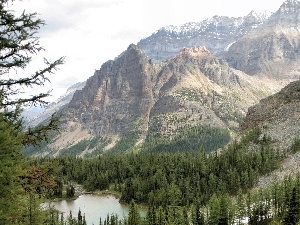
[[44, 194, 146, 225]]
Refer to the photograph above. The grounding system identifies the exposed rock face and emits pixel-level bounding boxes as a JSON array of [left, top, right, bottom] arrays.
[[240, 80, 300, 149], [138, 11, 271, 61], [51, 45, 272, 153], [148, 46, 271, 136], [225, 0, 300, 79], [63, 44, 161, 138]]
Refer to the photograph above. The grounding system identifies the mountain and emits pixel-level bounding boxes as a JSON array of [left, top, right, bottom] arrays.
[[26, 81, 86, 127], [240, 79, 300, 150], [225, 0, 300, 79], [33, 44, 273, 157], [138, 10, 271, 61]]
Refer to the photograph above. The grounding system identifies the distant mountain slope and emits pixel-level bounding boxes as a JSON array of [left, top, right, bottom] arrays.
[[138, 10, 271, 61], [26, 81, 86, 127], [240, 80, 300, 149], [225, 0, 300, 79]]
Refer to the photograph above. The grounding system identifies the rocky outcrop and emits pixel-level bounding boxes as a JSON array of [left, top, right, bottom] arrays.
[[63, 44, 161, 138], [138, 11, 271, 61], [225, 0, 300, 79], [240, 80, 300, 149]]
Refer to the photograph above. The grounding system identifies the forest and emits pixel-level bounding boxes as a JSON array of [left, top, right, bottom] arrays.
[[29, 129, 300, 224]]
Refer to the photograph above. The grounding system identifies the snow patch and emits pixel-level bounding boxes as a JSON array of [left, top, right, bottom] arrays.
[[225, 42, 235, 51]]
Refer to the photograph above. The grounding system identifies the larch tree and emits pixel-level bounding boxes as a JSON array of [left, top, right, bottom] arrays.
[[0, 0, 64, 223]]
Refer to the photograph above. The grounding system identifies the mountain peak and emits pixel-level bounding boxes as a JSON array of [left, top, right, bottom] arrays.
[[265, 0, 300, 25], [282, 0, 300, 7], [275, 0, 300, 16], [178, 46, 211, 58]]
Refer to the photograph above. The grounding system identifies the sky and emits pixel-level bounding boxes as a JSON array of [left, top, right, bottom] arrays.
[[8, 0, 286, 102]]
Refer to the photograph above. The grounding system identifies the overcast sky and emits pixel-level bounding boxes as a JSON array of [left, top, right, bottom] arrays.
[[9, 0, 285, 102]]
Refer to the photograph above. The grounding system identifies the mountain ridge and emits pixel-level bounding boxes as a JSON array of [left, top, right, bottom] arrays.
[[138, 10, 272, 61]]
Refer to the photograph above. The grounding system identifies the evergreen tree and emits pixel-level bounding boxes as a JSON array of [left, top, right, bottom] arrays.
[[127, 201, 141, 225], [78, 209, 83, 225], [283, 187, 300, 225], [0, 113, 24, 223], [66, 184, 75, 198], [192, 204, 205, 225], [0, 0, 63, 223]]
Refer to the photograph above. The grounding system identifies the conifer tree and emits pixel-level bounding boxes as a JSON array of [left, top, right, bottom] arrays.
[[127, 201, 141, 225], [0, 0, 63, 223], [0, 113, 24, 223], [283, 187, 300, 225]]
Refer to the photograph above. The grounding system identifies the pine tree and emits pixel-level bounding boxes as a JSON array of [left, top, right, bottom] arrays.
[[0, 113, 25, 223], [192, 204, 205, 225], [0, 0, 63, 223], [283, 187, 300, 225], [127, 201, 141, 225]]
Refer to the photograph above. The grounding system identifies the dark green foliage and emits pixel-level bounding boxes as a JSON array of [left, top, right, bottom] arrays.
[[144, 125, 231, 153], [66, 184, 75, 198], [59, 139, 91, 156], [127, 201, 141, 225], [59, 137, 112, 157], [42, 128, 282, 209], [283, 187, 300, 225], [46, 125, 231, 156], [0, 113, 25, 223], [25, 127, 300, 225]]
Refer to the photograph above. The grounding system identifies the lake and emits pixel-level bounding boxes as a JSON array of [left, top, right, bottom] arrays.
[[44, 194, 146, 225]]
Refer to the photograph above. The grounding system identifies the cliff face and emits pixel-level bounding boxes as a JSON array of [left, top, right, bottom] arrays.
[[240, 80, 300, 149], [64, 44, 161, 137], [47, 45, 272, 155], [225, 0, 300, 79]]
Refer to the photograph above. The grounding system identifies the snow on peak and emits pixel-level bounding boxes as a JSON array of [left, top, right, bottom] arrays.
[[280, 0, 300, 10], [155, 12, 271, 37], [160, 22, 203, 34]]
